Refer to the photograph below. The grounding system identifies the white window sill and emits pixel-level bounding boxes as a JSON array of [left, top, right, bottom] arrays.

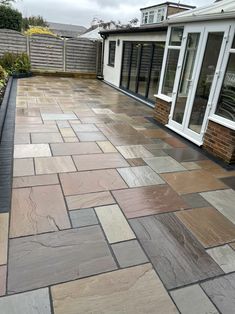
[[154, 93, 172, 103], [209, 115, 235, 131]]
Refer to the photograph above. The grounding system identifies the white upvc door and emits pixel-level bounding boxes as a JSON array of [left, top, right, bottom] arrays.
[[167, 23, 231, 145]]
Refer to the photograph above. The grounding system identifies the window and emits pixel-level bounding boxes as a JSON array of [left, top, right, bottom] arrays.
[[148, 11, 155, 24], [156, 8, 165, 23], [108, 41, 116, 67], [142, 12, 148, 24], [160, 27, 184, 96]]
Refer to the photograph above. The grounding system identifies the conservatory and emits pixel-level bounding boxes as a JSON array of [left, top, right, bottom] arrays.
[[154, 0, 235, 163]]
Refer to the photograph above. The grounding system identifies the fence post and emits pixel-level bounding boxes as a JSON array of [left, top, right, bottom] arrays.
[[63, 39, 66, 72], [26, 35, 30, 57]]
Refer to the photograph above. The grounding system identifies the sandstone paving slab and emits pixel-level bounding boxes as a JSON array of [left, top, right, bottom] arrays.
[[51, 142, 101, 156], [14, 144, 51, 158], [8, 226, 117, 293], [51, 264, 178, 314], [0, 213, 9, 265]]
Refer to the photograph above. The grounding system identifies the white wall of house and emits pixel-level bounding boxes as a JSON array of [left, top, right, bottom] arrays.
[[103, 31, 167, 88]]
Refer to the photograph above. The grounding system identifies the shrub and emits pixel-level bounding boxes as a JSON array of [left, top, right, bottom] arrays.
[[0, 52, 18, 74], [0, 52, 31, 74], [0, 65, 7, 80], [0, 5, 22, 32], [14, 52, 31, 74], [24, 26, 55, 36]]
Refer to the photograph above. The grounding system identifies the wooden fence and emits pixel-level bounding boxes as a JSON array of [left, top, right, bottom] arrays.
[[0, 29, 101, 74]]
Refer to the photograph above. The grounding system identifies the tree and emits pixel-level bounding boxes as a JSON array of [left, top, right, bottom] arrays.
[[0, 4, 22, 31], [22, 15, 48, 31], [0, 0, 16, 5], [92, 17, 139, 30]]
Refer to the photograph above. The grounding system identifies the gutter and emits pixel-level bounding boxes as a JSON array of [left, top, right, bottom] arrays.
[[168, 12, 235, 24]]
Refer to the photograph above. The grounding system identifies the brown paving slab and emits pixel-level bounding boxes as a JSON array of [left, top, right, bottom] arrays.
[[31, 132, 63, 144], [109, 135, 152, 146], [10, 185, 71, 238], [51, 264, 178, 314], [13, 158, 34, 177], [127, 158, 147, 167], [8, 226, 117, 294], [96, 141, 117, 153], [164, 137, 187, 148], [13, 174, 59, 188], [35, 156, 76, 174], [117, 145, 153, 159], [0, 213, 9, 265], [161, 170, 227, 195], [51, 142, 101, 156], [176, 207, 235, 248], [73, 153, 129, 171], [60, 169, 127, 196], [0, 265, 6, 296], [113, 185, 188, 218], [142, 129, 171, 139], [196, 160, 235, 178], [66, 191, 115, 210], [130, 214, 223, 290], [76, 132, 107, 141]]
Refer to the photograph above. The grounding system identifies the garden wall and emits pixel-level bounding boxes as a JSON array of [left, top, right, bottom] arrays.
[[0, 29, 101, 74]]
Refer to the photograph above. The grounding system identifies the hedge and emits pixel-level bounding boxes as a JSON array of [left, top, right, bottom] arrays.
[[0, 5, 22, 31]]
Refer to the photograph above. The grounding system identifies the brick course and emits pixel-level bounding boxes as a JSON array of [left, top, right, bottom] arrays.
[[154, 97, 171, 125]]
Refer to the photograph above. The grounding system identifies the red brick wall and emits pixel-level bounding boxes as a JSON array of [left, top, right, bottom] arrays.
[[203, 120, 235, 164], [154, 97, 171, 125]]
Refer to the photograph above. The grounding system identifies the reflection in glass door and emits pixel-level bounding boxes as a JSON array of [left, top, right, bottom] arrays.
[[172, 33, 200, 124]]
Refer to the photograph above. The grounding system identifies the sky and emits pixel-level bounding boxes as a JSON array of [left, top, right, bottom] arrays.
[[14, 0, 215, 28]]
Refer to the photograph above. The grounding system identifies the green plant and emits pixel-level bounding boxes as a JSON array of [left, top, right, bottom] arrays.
[[0, 52, 31, 75], [0, 52, 18, 74], [14, 52, 31, 74], [0, 5, 22, 31], [0, 65, 7, 80]]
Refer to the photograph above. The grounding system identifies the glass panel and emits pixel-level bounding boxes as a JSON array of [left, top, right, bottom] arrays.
[[129, 43, 140, 92], [149, 11, 154, 24], [148, 42, 165, 102], [188, 32, 224, 133], [137, 43, 152, 97], [215, 53, 235, 122], [169, 27, 184, 46], [173, 33, 200, 124], [108, 41, 116, 66], [232, 35, 235, 48], [120, 42, 132, 89], [162, 49, 180, 96]]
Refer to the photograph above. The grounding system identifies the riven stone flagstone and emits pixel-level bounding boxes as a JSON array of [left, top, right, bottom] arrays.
[[71, 123, 99, 132], [181, 161, 201, 170], [0, 288, 51, 314], [220, 176, 235, 190], [14, 133, 30, 144], [162, 170, 227, 194], [182, 193, 211, 208], [117, 145, 153, 159], [97, 141, 117, 152], [41, 113, 77, 120], [10, 185, 70, 237], [164, 147, 206, 162], [112, 240, 148, 268], [13, 174, 59, 188], [164, 137, 187, 148], [8, 226, 117, 293], [14, 144, 51, 158], [176, 207, 235, 248], [200, 189, 235, 224], [144, 140, 172, 150], [69, 208, 98, 228], [64, 137, 79, 142], [130, 214, 223, 289], [0, 213, 9, 265], [13, 158, 34, 177], [144, 156, 186, 173], [117, 166, 165, 187], [15, 124, 58, 133], [51, 264, 178, 314], [113, 185, 188, 218], [207, 245, 235, 273], [73, 153, 129, 171], [35, 156, 76, 174], [170, 285, 219, 314], [59, 127, 76, 137], [51, 142, 101, 156], [201, 273, 235, 314], [60, 169, 127, 196], [31, 132, 63, 144], [0, 265, 6, 296], [127, 158, 146, 167], [76, 131, 107, 141], [95, 204, 135, 243], [66, 191, 115, 210]]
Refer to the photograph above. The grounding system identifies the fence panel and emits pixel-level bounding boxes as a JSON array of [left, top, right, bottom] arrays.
[[66, 38, 97, 73], [29, 34, 64, 71], [0, 29, 27, 57]]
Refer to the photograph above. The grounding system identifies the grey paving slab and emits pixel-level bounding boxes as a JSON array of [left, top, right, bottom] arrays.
[[69, 208, 98, 228]]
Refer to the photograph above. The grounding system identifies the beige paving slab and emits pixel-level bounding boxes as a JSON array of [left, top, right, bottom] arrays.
[[95, 204, 135, 243], [31, 132, 63, 144], [14, 144, 51, 158], [15, 124, 58, 133], [97, 141, 117, 152], [207, 245, 235, 273], [10, 185, 71, 237], [59, 127, 76, 137], [13, 174, 59, 188], [14, 133, 30, 144], [66, 191, 115, 210], [51, 142, 101, 156], [41, 113, 77, 120], [0, 288, 51, 314], [13, 158, 34, 177], [144, 156, 186, 173], [0, 265, 7, 296], [0, 213, 9, 265], [117, 145, 154, 159], [35, 156, 76, 174], [52, 264, 178, 314]]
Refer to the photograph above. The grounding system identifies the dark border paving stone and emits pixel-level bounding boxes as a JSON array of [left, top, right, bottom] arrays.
[[130, 213, 223, 289], [8, 226, 117, 293], [164, 147, 207, 162], [201, 273, 235, 314]]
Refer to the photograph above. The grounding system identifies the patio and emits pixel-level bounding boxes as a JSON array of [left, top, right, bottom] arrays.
[[1, 75, 235, 313]]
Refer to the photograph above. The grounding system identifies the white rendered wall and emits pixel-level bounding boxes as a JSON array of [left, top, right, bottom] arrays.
[[103, 32, 167, 88]]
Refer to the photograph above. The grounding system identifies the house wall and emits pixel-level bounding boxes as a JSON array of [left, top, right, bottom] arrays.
[[103, 31, 167, 88]]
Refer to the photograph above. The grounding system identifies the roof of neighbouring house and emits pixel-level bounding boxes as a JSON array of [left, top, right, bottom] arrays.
[[99, 24, 167, 36], [48, 22, 87, 38], [140, 2, 196, 11], [167, 0, 235, 23], [79, 26, 102, 40]]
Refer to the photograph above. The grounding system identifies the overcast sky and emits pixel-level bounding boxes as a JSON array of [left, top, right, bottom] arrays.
[[14, 0, 215, 28]]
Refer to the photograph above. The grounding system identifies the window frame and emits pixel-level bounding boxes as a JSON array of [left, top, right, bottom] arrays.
[[108, 40, 116, 67]]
